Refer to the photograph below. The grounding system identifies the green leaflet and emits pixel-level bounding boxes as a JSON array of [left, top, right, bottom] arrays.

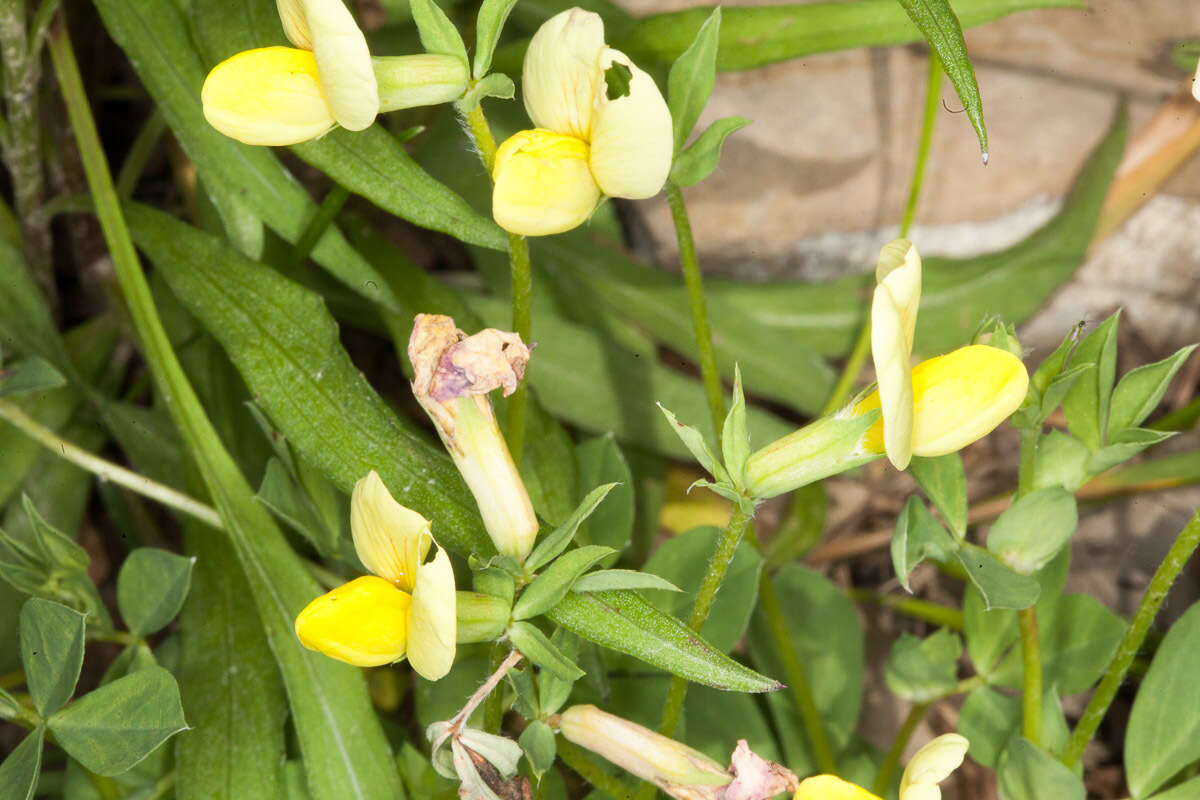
[[547, 589, 781, 692], [19, 598, 86, 717], [619, 0, 1084, 71], [895, 0, 988, 158], [124, 204, 491, 558], [0, 725, 43, 800], [175, 527, 287, 800], [117, 548, 195, 637]]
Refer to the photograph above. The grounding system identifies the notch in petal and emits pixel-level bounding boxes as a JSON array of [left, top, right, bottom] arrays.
[[408, 547, 457, 680], [294, 575, 411, 667], [201, 47, 336, 146], [351, 470, 431, 591]]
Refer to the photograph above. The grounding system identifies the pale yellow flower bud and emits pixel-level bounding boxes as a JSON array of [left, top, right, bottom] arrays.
[[202, 47, 336, 146], [793, 775, 881, 800], [407, 547, 457, 680], [588, 48, 673, 199], [522, 8, 605, 140], [559, 705, 731, 798], [898, 733, 968, 800], [858, 345, 1028, 459], [294, 575, 411, 667], [350, 470, 431, 592], [870, 239, 922, 470], [492, 130, 602, 236], [409, 315, 539, 561]]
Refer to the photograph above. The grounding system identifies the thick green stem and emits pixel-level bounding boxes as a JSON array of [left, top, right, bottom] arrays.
[[665, 181, 724, 435], [462, 103, 531, 461], [0, 0, 53, 304], [759, 563, 838, 773], [1018, 607, 1042, 744], [1062, 505, 1200, 767], [651, 505, 751, 746], [0, 397, 223, 528], [819, 49, 942, 416], [873, 701, 928, 796], [558, 739, 635, 800]]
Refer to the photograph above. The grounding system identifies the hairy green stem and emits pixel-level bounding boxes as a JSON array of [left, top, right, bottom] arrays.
[[462, 103, 531, 461], [1062, 506, 1200, 767], [0, 0, 53, 304], [819, 48, 942, 416], [0, 397, 223, 528], [873, 701, 928, 796], [644, 504, 752, 800], [1018, 607, 1042, 744], [558, 738, 635, 800], [665, 181, 724, 435]]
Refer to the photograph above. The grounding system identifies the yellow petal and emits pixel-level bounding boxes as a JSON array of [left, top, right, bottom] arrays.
[[587, 48, 673, 199], [522, 8, 605, 139], [910, 345, 1028, 457], [294, 576, 410, 667], [793, 775, 881, 800], [407, 546, 457, 680], [275, 0, 312, 49], [870, 239, 922, 470], [492, 129, 602, 236], [302, 0, 379, 130], [201, 47, 336, 146], [350, 470, 431, 591], [899, 733, 968, 800]]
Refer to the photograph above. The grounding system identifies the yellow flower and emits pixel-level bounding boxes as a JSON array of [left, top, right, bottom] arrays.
[[492, 8, 673, 236], [857, 344, 1029, 459], [794, 733, 968, 800], [294, 471, 456, 679], [870, 239, 922, 470]]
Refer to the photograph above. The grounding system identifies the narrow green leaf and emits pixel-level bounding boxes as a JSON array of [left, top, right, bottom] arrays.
[[474, 0, 519, 78], [124, 204, 490, 557], [657, 404, 730, 483], [997, 737, 1085, 800], [986, 487, 1078, 575], [956, 545, 1040, 610], [1086, 428, 1175, 475], [255, 458, 339, 556], [721, 365, 750, 486], [1147, 776, 1200, 800], [895, 0, 987, 157], [0, 358, 67, 398], [670, 116, 751, 187], [117, 548, 195, 637], [409, 0, 469, 64], [1109, 345, 1197, 434], [667, 7, 721, 153], [547, 590, 782, 692], [526, 484, 619, 573], [891, 496, 958, 592], [175, 527, 286, 800], [907, 453, 967, 537], [513, 545, 615, 620], [1125, 600, 1200, 798], [19, 597, 86, 717], [48, 667, 187, 776], [0, 242, 73, 369], [508, 621, 585, 682], [0, 724, 43, 800], [22, 495, 89, 574], [574, 435, 633, 563], [572, 569, 681, 594], [619, 0, 1083, 71], [1062, 311, 1120, 450]]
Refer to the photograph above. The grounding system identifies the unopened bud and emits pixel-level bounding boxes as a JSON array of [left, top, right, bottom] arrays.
[[558, 705, 730, 799], [409, 314, 539, 562], [743, 410, 881, 500]]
